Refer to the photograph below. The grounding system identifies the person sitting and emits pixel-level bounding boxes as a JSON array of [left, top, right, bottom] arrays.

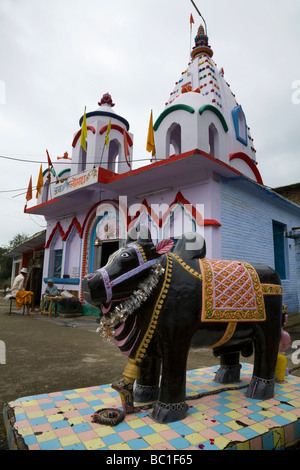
[[43, 279, 59, 316], [11, 267, 38, 316]]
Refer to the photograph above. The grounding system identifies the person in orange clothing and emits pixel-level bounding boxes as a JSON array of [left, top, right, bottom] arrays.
[[11, 268, 38, 316]]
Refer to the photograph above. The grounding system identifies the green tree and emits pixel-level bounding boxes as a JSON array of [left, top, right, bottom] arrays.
[[8, 233, 29, 249], [0, 233, 29, 289], [0, 247, 12, 289]]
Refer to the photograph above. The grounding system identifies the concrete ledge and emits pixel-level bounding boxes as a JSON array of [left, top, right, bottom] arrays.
[[3, 364, 300, 450]]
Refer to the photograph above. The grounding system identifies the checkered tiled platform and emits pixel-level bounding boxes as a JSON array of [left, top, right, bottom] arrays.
[[4, 364, 300, 450]]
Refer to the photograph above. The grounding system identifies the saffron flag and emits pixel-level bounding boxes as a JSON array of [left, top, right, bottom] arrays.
[[26, 176, 32, 202], [146, 110, 156, 158], [190, 13, 194, 27], [105, 118, 111, 147], [123, 128, 131, 169], [80, 106, 87, 152], [36, 164, 43, 198]]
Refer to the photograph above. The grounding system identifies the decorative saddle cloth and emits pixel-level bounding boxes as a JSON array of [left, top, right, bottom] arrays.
[[199, 258, 282, 323]]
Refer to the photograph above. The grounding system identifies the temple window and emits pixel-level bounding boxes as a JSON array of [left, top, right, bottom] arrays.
[[232, 105, 248, 146], [107, 139, 120, 173], [272, 220, 288, 280], [167, 123, 181, 158], [42, 179, 50, 203], [208, 123, 219, 157], [48, 232, 63, 279], [79, 144, 87, 172]]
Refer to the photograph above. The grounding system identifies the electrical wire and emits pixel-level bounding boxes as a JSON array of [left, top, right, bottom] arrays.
[[0, 152, 158, 195], [0, 154, 156, 165]]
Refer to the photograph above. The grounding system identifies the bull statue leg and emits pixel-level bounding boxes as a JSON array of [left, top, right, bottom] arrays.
[[214, 352, 242, 384], [134, 355, 161, 404], [151, 336, 191, 424], [246, 296, 282, 400]]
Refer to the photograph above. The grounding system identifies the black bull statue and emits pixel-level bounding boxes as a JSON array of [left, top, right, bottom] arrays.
[[82, 226, 282, 424]]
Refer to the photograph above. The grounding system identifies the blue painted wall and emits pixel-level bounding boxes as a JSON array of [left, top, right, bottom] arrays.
[[220, 177, 300, 314]]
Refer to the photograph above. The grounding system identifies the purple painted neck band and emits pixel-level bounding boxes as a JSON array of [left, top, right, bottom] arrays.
[[97, 244, 163, 307]]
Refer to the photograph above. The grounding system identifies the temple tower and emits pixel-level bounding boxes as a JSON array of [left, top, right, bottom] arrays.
[[71, 93, 134, 176], [153, 23, 261, 184]]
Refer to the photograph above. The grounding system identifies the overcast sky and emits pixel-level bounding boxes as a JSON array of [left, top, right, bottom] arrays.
[[0, 0, 299, 247]]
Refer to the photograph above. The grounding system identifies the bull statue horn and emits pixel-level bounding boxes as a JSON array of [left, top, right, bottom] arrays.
[[126, 224, 152, 244]]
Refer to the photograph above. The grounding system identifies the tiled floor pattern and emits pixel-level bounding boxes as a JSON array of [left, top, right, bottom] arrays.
[[4, 364, 300, 450]]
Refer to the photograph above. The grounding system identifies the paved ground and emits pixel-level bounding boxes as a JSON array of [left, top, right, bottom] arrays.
[[0, 296, 299, 450]]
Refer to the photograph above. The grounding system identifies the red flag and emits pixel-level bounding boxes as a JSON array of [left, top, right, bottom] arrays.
[[46, 149, 53, 169], [190, 14, 194, 26], [46, 149, 59, 182], [46, 149, 53, 182], [123, 129, 131, 169]]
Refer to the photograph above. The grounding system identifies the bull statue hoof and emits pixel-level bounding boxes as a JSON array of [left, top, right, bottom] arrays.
[[246, 376, 275, 400], [134, 384, 159, 404], [215, 363, 242, 384], [151, 401, 189, 424]]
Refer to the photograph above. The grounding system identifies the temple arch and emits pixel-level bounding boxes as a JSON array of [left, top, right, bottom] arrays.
[[166, 123, 181, 158], [107, 139, 121, 173], [208, 122, 219, 157]]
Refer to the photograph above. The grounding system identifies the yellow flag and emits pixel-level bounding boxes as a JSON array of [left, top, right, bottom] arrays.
[[36, 164, 43, 198], [105, 119, 111, 147], [80, 106, 87, 152], [146, 110, 156, 157]]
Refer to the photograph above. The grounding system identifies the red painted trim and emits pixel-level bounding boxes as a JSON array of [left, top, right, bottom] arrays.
[[102, 149, 243, 185], [99, 125, 133, 147], [25, 198, 60, 213], [229, 152, 263, 185], [72, 126, 96, 148], [45, 222, 65, 248], [128, 191, 221, 228], [98, 167, 117, 182], [63, 217, 82, 241]]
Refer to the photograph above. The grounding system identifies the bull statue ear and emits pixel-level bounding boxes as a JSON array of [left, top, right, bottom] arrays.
[[155, 239, 174, 254], [126, 224, 152, 244]]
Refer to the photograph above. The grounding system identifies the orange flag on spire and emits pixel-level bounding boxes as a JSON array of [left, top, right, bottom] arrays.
[[190, 13, 194, 26]]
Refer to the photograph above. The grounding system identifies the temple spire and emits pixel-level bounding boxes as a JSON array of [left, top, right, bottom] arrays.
[[191, 23, 213, 59]]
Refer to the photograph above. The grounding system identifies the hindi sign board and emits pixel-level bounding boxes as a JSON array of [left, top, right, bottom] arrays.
[[53, 169, 98, 197]]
